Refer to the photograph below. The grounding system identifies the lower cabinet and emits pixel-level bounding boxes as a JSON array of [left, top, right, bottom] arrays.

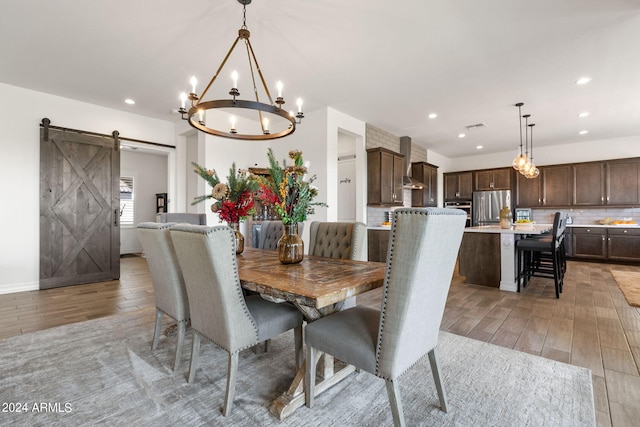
[[367, 229, 390, 263], [570, 227, 640, 262], [608, 227, 640, 262], [572, 228, 607, 260]]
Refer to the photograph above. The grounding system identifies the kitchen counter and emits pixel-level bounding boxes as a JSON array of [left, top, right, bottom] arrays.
[[465, 224, 552, 234], [568, 224, 639, 228], [459, 224, 552, 292], [367, 225, 391, 230]]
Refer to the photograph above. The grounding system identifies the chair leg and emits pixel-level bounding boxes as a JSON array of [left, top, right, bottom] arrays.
[[294, 326, 303, 370], [428, 348, 448, 413], [187, 333, 201, 384], [173, 320, 186, 372], [385, 379, 406, 427], [152, 308, 163, 350], [305, 344, 317, 408], [251, 339, 270, 354], [553, 249, 561, 298], [223, 352, 239, 417]]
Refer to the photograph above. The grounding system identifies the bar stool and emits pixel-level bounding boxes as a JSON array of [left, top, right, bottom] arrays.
[[516, 212, 568, 298]]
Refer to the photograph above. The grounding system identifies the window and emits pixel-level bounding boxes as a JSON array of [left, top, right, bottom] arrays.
[[120, 177, 134, 226]]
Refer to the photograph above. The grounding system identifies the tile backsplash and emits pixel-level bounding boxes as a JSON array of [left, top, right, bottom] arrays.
[[532, 207, 640, 225], [367, 189, 412, 225]]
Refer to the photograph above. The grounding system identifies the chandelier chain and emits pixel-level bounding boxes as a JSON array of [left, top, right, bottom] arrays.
[[242, 3, 247, 29]]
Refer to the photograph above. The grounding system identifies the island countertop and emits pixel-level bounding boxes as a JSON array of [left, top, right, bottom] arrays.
[[464, 224, 552, 234]]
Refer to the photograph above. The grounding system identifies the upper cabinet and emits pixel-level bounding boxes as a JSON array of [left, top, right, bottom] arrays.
[[542, 165, 572, 206], [411, 162, 438, 207], [516, 171, 542, 207], [607, 159, 640, 205], [573, 162, 605, 206], [514, 157, 640, 208], [444, 172, 473, 201], [474, 168, 512, 191], [367, 147, 404, 206]]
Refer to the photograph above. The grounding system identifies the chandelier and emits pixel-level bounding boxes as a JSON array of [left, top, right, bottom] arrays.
[[177, 0, 304, 140], [511, 102, 539, 179]]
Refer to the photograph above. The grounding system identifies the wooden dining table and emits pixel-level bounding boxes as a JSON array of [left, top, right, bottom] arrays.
[[236, 247, 387, 419]]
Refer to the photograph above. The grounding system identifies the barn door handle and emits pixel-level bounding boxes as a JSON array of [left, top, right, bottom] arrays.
[[114, 209, 119, 226]]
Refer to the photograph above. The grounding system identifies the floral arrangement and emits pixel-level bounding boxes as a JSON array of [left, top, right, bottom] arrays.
[[191, 162, 259, 224], [254, 149, 327, 225]]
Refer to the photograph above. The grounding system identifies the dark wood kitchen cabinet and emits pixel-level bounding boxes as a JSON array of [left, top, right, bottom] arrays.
[[572, 227, 607, 260], [474, 168, 512, 191], [367, 147, 404, 206], [607, 227, 640, 262], [444, 172, 473, 201], [606, 159, 640, 205], [573, 162, 605, 206], [367, 229, 390, 262], [516, 170, 542, 207], [570, 226, 640, 262], [411, 162, 438, 207], [542, 165, 572, 206]]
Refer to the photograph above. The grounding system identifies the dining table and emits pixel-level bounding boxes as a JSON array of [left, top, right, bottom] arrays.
[[236, 247, 387, 420]]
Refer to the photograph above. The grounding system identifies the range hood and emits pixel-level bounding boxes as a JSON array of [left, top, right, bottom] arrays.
[[399, 136, 424, 189]]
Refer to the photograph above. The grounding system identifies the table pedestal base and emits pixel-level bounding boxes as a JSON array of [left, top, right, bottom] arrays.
[[269, 353, 356, 420]]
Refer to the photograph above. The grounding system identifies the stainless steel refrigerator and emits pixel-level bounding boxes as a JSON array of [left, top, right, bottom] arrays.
[[472, 190, 511, 226]]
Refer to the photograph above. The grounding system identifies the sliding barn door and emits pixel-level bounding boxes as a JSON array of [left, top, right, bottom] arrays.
[[40, 120, 120, 289]]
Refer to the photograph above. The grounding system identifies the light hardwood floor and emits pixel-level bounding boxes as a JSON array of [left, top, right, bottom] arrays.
[[1, 255, 639, 426]]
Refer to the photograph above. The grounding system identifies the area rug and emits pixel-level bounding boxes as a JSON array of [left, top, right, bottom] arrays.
[[611, 270, 640, 307], [0, 309, 595, 426]]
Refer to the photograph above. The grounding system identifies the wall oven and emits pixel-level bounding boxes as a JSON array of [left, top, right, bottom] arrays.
[[444, 201, 472, 227]]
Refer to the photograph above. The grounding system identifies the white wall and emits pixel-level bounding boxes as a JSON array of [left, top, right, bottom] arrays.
[[0, 82, 175, 294], [442, 136, 640, 172], [120, 150, 168, 254]]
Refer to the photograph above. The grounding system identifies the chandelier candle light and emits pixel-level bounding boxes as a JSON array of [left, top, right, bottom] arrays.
[[178, 0, 304, 140]]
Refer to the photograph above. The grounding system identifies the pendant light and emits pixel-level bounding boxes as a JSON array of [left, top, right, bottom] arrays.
[[525, 123, 540, 178], [520, 114, 532, 174], [511, 102, 529, 170]]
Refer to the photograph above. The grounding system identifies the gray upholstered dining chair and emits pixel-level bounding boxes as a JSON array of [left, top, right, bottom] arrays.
[[258, 220, 304, 250], [156, 212, 207, 225], [258, 220, 284, 249], [304, 208, 467, 426], [137, 222, 190, 372], [308, 221, 366, 260], [169, 224, 303, 417], [308, 221, 366, 308]]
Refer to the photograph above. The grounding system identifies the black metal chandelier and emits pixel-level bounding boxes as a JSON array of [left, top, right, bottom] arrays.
[[178, 0, 304, 140]]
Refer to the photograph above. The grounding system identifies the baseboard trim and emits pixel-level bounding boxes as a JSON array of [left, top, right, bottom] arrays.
[[0, 281, 39, 295]]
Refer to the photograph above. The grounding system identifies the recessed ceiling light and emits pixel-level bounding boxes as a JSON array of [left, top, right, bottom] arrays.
[[125, 98, 135, 105], [458, 133, 466, 138], [579, 130, 589, 135], [575, 77, 591, 85], [578, 112, 590, 118], [428, 113, 437, 119], [476, 145, 483, 149]]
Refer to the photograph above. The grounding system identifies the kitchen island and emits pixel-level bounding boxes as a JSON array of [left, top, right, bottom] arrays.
[[459, 224, 551, 292]]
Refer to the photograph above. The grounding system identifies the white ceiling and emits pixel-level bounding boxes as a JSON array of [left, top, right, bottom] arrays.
[[2, 0, 639, 158]]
